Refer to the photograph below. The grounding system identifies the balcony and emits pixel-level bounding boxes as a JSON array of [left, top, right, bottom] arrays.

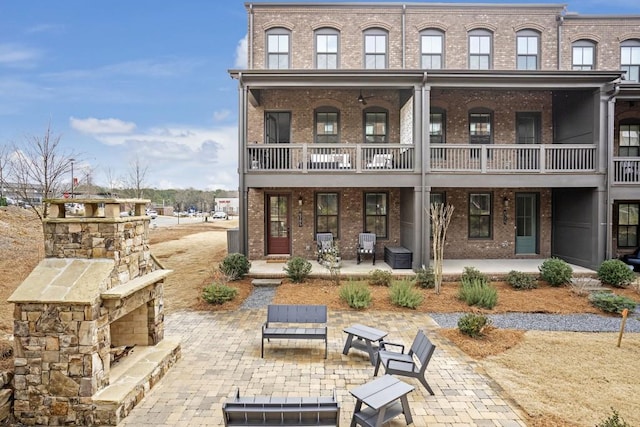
[[613, 158, 640, 184], [245, 143, 598, 174], [430, 144, 596, 173], [247, 143, 414, 172]]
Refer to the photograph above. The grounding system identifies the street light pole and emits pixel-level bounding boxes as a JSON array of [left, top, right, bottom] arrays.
[[70, 159, 75, 199]]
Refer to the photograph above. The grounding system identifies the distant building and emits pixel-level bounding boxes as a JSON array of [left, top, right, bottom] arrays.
[[214, 198, 239, 215]]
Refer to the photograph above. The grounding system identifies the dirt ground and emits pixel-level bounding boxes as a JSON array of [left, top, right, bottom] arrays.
[[1, 206, 639, 426]]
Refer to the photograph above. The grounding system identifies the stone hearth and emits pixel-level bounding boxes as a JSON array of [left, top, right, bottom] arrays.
[[8, 199, 180, 426]]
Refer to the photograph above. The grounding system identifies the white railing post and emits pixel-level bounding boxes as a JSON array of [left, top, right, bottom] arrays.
[[481, 145, 487, 173], [540, 145, 546, 173]]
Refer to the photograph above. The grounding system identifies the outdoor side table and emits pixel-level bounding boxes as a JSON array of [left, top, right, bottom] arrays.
[[349, 374, 414, 427], [342, 323, 388, 365]]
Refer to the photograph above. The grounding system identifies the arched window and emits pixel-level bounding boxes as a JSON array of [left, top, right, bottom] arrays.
[[364, 28, 388, 69], [315, 27, 339, 69], [421, 29, 444, 69], [315, 107, 340, 143], [621, 39, 640, 82], [516, 29, 540, 70], [572, 39, 596, 70], [468, 29, 492, 69], [266, 27, 290, 69]]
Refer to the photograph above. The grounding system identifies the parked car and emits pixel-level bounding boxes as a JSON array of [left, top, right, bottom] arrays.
[[212, 211, 228, 220], [146, 209, 158, 219]]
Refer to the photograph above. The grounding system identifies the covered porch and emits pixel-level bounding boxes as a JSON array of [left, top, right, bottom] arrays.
[[249, 258, 596, 279]]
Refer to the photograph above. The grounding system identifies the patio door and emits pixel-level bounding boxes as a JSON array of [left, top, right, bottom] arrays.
[[267, 194, 290, 255], [515, 193, 538, 254], [516, 112, 540, 170]]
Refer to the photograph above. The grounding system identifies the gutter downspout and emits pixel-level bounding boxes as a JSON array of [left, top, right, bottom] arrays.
[[556, 12, 564, 70], [401, 4, 406, 69], [605, 83, 620, 259], [248, 4, 254, 69]]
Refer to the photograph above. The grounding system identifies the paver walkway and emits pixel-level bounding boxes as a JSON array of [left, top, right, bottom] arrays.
[[118, 309, 527, 426]]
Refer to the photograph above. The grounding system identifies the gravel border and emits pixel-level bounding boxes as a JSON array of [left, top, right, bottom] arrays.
[[429, 312, 640, 332]]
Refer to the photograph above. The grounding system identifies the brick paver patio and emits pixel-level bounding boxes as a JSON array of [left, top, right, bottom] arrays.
[[118, 309, 527, 426]]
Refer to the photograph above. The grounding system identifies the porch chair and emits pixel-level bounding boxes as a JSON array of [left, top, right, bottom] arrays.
[[373, 330, 436, 395], [316, 233, 334, 262], [356, 233, 376, 265], [366, 153, 393, 169]]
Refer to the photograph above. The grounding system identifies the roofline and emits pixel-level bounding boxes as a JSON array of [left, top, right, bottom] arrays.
[[564, 12, 640, 19], [245, 2, 567, 10], [229, 69, 623, 89]]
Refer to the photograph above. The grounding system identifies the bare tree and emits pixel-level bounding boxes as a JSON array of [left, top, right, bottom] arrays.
[[9, 124, 79, 220], [103, 167, 122, 197], [0, 143, 11, 201], [429, 203, 454, 294], [126, 157, 148, 199]]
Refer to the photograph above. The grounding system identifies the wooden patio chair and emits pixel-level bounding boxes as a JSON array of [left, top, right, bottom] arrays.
[[373, 330, 436, 395], [316, 233, 334, 262], [356, 233, 376, 265]]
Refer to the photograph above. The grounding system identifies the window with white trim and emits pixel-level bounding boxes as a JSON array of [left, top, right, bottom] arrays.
[[266, 28, 290, 69], [516, 30, 539, 70], [364, 28, 387, 69], [421, 29, 444, 69], [572, 39, 596, 70], [621, 39, 640, 82], [316, 28, 339, 69], [469, 29, 492, 70]]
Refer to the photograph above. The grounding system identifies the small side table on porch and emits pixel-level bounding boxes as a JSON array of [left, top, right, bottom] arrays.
[[342, 324, 388, 365], [350, 374, 415, 427]]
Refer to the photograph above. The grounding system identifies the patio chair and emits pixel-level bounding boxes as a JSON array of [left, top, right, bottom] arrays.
[[366, 153, 392, 169], [356, 233, 376, 265], [316, 233, 334, 262], [373, 330, 436, 395]]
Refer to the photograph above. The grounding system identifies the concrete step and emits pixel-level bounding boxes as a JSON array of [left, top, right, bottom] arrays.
[[252, 278, 283, 287]]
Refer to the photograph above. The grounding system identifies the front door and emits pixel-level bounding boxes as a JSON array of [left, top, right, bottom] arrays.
[[515, 193, 538, 254], [516, 112, 541, 170], [267, 194, 290, 255]]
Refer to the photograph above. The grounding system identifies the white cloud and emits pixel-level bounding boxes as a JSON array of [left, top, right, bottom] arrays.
[[0, 43, 40, 67], [234, 34, 248, 69], [69, 117, 137, 135], [24, 24, 64, 35], [213, 110, 231, 122], [44, 58, 201, 81]]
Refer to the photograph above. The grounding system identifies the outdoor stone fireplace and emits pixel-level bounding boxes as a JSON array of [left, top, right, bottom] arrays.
[[8, 199, 180, 426]]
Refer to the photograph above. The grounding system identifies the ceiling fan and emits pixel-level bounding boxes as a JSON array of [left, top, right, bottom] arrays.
[[357, 90, 374, 105]]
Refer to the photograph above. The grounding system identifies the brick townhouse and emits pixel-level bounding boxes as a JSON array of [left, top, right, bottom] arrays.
[[229, 1, 640, 270]]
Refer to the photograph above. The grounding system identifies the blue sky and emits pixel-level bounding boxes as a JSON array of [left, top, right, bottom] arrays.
[[1, 0, 639, 191]]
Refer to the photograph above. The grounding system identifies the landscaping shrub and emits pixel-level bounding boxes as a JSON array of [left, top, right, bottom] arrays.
[[596, 408, 631, 427], [538, 257, 573, 287], [339, 281, 372, 309], [368, 269, 393, 286], [389, 279, 424, 309], [219, 253, 251, 281], [461, 266, 489, 286], [597, 259, 635, 288], [202, 283, 238, 304], [458, 278, 498, 309], [506, 270, 537, 290], [457, 313, 492, 338], [588, 292, 637, 314], [283, 256, 312, 283], [414, 267, 435, 289]]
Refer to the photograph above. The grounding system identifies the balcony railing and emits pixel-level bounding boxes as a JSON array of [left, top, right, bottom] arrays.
[[430, 144, 596, 173], [245, 143, 598, 174], [247, 143, 414, 172], [613, 158, 640, 184]]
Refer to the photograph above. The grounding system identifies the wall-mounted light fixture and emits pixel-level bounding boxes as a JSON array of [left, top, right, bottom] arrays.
[[503, 196, 509, 224], [298, 195, 303, 206]]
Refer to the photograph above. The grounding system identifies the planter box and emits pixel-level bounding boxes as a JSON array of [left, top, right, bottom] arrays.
[[384, 246, 412, 269]]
